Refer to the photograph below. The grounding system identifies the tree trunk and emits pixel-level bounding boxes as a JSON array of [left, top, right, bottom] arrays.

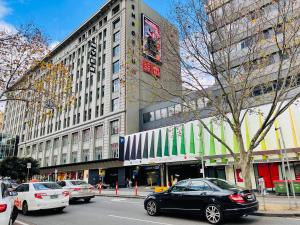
[[236, 131, 253, 190]]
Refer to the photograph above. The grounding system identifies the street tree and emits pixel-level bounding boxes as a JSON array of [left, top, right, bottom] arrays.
[[0, 25, 73, 122], [128, 0, 300, 189], [0, 156, 40, 181]]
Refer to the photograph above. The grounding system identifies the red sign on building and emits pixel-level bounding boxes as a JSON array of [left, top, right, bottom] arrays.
[[142, 59, 161, 78]]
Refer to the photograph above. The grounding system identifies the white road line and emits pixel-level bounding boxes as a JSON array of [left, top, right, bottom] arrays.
[[15, 220, 30, 225], [108, 215, 175, 225]]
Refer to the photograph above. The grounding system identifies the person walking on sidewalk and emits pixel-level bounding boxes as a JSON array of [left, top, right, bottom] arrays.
[[258, 176, 266, 196]]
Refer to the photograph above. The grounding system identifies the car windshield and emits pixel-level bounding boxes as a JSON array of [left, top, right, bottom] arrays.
[[209, 179, 242, 190], [70, 180, 88, 185], [33, 183, 62, 190]]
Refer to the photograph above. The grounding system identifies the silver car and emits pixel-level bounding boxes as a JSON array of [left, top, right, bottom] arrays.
[[57, 180, 95, 202]]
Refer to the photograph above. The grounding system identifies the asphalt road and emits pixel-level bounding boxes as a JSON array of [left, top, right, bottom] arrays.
[[14, 197, 300, 225]]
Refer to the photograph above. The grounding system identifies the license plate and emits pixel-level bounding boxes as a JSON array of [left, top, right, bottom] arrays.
[[51, 195, 58, 199]]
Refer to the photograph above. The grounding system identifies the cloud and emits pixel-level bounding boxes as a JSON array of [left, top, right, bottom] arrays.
[[0, 0, 16, 32], [49, 41, 60, 50]]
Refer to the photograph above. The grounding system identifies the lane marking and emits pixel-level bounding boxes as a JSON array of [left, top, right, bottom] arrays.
[[108, 215, 174, 225], [15, 220, 31, 225]]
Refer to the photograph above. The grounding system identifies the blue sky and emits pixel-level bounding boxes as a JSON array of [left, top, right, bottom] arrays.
[[0, 0, 172, 46]]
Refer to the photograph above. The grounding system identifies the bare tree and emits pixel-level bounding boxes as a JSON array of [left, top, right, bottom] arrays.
[[0, 25, 73, 123], [127, 0, 300, 189]]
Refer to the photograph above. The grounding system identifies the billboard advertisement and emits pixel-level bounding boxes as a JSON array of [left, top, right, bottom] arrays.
[[142, 15, 161, 63]]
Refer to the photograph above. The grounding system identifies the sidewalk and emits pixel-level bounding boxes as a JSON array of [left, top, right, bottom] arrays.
[[95, 187, 300, 217]]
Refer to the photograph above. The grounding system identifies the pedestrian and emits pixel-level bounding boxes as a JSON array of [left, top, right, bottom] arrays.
[[258, 176, 266, 196], [128, 179, 132, 188]]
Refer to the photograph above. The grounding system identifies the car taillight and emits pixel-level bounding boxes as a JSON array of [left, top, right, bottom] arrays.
[[0, 204, 7, 213], [63, 191, 69, 196], [34, 193, 48, 199], [229, 194, 245, 203], [73, 187, 81, 191]]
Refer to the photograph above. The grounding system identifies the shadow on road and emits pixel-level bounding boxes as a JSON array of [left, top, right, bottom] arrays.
[[158, 212, 260, 224]]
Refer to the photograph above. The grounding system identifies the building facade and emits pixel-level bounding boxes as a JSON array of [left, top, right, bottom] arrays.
[[3, 0, 180, 185]]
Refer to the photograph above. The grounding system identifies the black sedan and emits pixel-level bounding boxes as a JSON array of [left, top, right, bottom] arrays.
[[144, 178, 258, 224]]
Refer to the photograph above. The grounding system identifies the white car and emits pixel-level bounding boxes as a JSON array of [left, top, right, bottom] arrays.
[[14, 182, 69, 215], [57, 180, 95, 202], [0, 181, 18, 225]]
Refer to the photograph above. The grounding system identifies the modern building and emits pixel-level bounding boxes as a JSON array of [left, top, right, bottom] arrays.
[[122, 0, 300, 189], [0, 133, 18, 161], [3, 0, 180, 185]]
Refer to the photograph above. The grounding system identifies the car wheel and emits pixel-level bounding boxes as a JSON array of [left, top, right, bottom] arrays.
[[205, 204, 223, 224], [84, 198, 91, 203], [146, 200, 159, 216], [22, 201, 29, 216]]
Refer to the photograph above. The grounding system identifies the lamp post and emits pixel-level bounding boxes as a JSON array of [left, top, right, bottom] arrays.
[[277, 127, 298, 208]]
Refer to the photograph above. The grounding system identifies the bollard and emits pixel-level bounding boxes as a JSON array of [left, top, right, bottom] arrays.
[[134, 181, 138, 196], [115, 181, 119, 196], [99, 184, 102, 194]]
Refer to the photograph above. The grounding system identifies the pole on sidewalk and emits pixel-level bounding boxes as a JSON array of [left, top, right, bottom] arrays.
[[115, 181, 119, 196], [278, 127, 298, 208], [134, 181, 138, 196], [276, 127, 291, 209]]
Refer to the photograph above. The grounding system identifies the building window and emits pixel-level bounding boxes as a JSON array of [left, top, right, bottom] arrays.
[[104, 17, 107, 23], [62, 136, 68, 147], [143, 111, 155, 123], [112, 60, 120, 74], [83, 129, 90, 142], [113, 18, 120, 29], [113, 31, 120, 42], [61, 154, 67, 164], [95, 147, 103, 160], [175, 104, 182, 114], [97, 87, 100, 99], [101, 103, 104, 116], [241, 37, 252, 49], [168, 106, 175, 117], [53, 138, 59, 149], [101, 85, 105, 97], [112, 4, 120, 15], [113, 45, 120, 57], [95, 125, 104, 139], [161, 108, 168, 118], [83, 150, 89, 162], [155, 109, 161, 120], [112, 78, 120, 92], [110, 120, 119, 135], [111, 143, 119, 158], [112, 98, 119, 112], [72, 152, 77, 163]]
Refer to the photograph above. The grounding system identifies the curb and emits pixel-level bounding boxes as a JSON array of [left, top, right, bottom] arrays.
[[95, 195, 300, 217]]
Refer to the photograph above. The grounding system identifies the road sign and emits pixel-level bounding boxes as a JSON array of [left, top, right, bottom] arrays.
[[27, 163, 31, 169]]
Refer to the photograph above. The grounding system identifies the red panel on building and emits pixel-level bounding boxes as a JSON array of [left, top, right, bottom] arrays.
[[142, 59, 161, 78], [257, 163, 279, 188]]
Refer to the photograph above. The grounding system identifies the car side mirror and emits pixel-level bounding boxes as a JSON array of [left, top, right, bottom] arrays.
[[9, 191, 18, 196]]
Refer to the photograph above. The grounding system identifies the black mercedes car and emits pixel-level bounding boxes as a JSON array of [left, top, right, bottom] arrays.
[[144, 178, 258, 224]]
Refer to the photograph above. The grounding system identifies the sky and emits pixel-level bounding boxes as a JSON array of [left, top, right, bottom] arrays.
[[0, 0, 172, 47]]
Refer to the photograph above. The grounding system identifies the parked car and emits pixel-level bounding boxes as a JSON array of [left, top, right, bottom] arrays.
[[57, 180, 95, 202], [14, 182, 69, 215], [0, 181, 18, 225], [144, 178, 258, 224]]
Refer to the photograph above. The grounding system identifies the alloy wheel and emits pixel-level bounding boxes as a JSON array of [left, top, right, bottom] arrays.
[[205, 205, 221, 224], [146, 200, 157, 216]]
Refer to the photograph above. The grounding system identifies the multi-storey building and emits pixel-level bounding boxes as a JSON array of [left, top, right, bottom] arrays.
[[120, 0, 300, 189], [3, 0, 180, 185]]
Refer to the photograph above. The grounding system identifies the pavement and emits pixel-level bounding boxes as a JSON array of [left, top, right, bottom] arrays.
[[96, 187, 300, 217], [14, 197, 300, 225]]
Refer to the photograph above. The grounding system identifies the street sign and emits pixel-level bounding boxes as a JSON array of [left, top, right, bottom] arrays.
[[27, 163, 31, 169]]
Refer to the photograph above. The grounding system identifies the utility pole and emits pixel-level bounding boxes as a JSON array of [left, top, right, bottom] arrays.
[[278, 127, 298, 208]]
